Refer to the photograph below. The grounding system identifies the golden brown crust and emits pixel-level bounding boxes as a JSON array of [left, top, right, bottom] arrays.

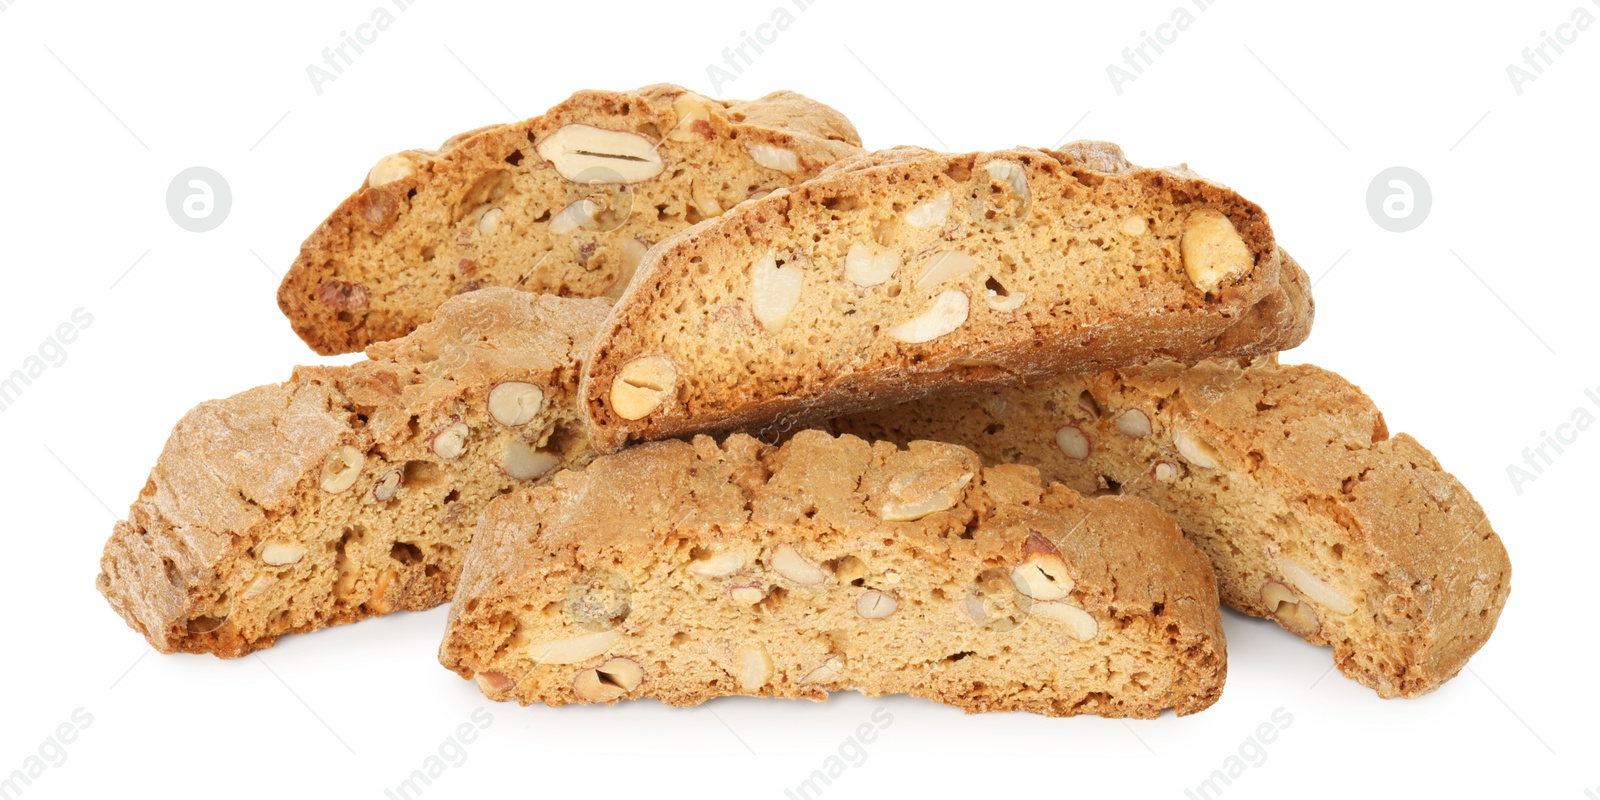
[[441, 431, 1225, 718], [278, 85, 862, 355], [580, 143, 1310, 453], [828, 359, 1510, 698], [97, 289, 609, 657]]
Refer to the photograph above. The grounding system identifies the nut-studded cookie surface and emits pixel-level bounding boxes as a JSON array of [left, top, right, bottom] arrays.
[[829, 357, 1511, 698], [98, 289, 608, 657], [440, 431, 1227, 718], [278, 84, 863, 355], [580, 142, 1312, 453]]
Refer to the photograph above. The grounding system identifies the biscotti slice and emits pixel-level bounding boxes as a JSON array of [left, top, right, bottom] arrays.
[[97, 289, 608, 657], [278, 84, 862, 355], [579, 141, 1311, 453], [829, 358, 1511, 698], [439, 430, 1226, 717]]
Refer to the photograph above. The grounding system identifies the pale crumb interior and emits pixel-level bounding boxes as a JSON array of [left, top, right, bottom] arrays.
[[462, 532, 1213, 718]]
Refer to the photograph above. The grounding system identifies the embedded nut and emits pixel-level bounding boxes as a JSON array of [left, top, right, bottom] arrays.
[[1151, 460, 1184, 483], [430, 420, 470, 460], [750, 251, 804, 334], [478, 207, 505, 235], [667, 92, 717, 142], [1275, 556, 1356, 615], [1261, 581, 1321, 636], [317, 280, 368, 310], [373, 468, 403, 502], [879, 466, 973, 522], [687, 550, 747, 577], [769, 544, 830, 586], [736, 645, 773, 691], [800, 657, 843, 685], [844, 243, 899, 287], [1055, 425, 1090, 460], [914, 250, 978, 289], [488, 382, 545, 426], [549, 198, 600, 234], [573, 657, 644, 702], [605, 237, 651, 300], [536, 125, 664, 183], [503, 440, 560, 481], [529, 628, 621, 665], [1173, 428, 1221, 469], [1181, 208, 1252, 293], [1120, 216, 1148, 236], [369, 568, 397, 614], [886, 290, 969, 343], [367, 152, 415, 187], [609, 356, 677, 420], [475, 671, 516, 695], [855, 590, 898, 619], [729, 582, 766, 605], [747, 143, 799, 173], [1114, 409, 1152, 438], [1010, 533, 1074, 601], [260, 542, 305, 566], [1031, 601, 1098, 641], [1076, 390, 1102, 419], [983, 277, 1024, 311], [905, 193, 952, 227], [320, 446, 364, 493], [690, 176, 723, 218]]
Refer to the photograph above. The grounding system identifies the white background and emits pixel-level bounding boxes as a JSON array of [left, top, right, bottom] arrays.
[[1, 0, 1594, 797]]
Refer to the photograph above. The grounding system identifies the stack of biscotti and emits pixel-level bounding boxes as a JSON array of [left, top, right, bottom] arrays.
[[99, 82, 1509, 716]]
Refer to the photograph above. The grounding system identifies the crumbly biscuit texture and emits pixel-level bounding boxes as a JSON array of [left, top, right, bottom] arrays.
[[581, 141, 1310, 452], [829, 358, 1510, 698], [440, 431, 1226, 717], [279, 84, 863, 354], [98, 289, 608, 657]]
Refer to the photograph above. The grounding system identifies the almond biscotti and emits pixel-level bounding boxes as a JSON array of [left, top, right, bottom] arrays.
[[829, 358, 1511, 698], [579, 142, 1311, 453], [439, 431, 1226, 717], [98, 289, 607, 657], [278, 84, 863, 355]]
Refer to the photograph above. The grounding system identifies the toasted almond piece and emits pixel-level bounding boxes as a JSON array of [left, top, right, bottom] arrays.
[[914, 250, 978, 289], [529, 629, 621, 665], [886, 290, 969, 344], [1181, 208, 1252, 293], [769, 544, 830, 586]]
